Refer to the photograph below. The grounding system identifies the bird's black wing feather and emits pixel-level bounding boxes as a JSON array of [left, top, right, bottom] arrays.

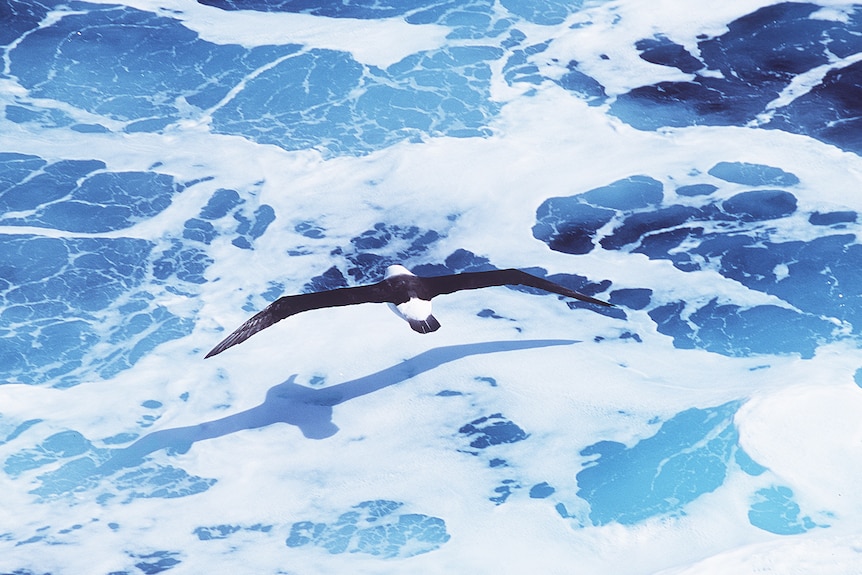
[[205, 283, 391, 358], [421, 269, 612, 307]]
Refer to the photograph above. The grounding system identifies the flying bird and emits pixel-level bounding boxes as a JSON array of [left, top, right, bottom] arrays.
[[205, 265, 611, 358]]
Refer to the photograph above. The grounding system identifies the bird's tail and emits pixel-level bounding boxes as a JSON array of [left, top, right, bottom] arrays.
[[408, 315, 441, 334]]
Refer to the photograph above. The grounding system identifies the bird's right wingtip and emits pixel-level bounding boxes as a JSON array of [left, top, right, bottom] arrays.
[[204, 336, 235, 358], [204, 345, 222, 359], [576, 293, 614, 307]]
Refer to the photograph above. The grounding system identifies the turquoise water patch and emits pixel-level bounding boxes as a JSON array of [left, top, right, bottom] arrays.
[[4, 428, 216, 503], [490, 479, 520, 504], [132, 550, 181, 574], [286, 500, 450, 558], [194, 523, 271, 541], [748, 485, 820, 535], [0, 154, 183, 233], [576, 401, 747, 525], [529, 482, 555, 499]]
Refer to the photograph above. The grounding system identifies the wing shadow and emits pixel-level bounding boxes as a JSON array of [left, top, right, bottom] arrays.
[[101, 339, 576, 472]]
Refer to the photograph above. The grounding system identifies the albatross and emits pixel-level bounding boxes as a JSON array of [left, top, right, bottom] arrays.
[[205, 265, 611, 358]]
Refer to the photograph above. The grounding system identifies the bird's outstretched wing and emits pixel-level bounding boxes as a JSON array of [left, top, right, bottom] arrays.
[[205, 283, 390, 358], [421, 269, 612, 307]]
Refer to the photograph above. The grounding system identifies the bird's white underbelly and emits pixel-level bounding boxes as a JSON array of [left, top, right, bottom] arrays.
[[388, 298, 432, 321]]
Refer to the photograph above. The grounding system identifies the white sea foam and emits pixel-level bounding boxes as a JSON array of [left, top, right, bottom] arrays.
[[3, 0, 862, 573]]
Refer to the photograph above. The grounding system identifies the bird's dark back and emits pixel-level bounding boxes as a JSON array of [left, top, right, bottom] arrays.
[[382, 274, 430, 304]]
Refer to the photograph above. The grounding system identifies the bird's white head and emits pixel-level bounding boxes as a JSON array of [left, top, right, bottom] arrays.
[[384, 264, 414, 279]]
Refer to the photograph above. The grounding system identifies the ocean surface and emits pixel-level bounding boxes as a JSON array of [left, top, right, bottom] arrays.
[[1, 0, 862, 573]]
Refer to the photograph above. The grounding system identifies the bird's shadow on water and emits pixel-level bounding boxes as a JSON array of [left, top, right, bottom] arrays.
[[100, 339, 576, 473]]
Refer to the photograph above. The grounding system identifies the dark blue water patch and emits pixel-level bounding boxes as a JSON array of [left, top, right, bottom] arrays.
[[193, 524, 241, 540], [0, 151, 47, 189], [809, 211, 857, 226], [0, 156, 90, 206], [475, 376, 497, 387], [335, 223, 442, 282], [636, 35, 703, 74], [442, 248, 494, 273], [199, 189, 243, 219], [576, 401, 746, 525], [608, 288, 652, 309], [555, 61, 607, 105], [606, 3, 862, 154], [201, 0, 582, 30], [133, 551, 181, 574], [610, 81, 748, 130], [182, 219, 217, 245], [533, 177, 662, 254], [477, 308, 505, 319], [352, 222, 398, 250], [436, 390, 463, 397], [721, 190, 797, 222], [766, 59, 862, 155], [529, 482, 555, 499], [399, 249, 479, 278], [618, 331, 642, 343], [580, 176, 664, 210], [285, 500, 450, 558], [538, 171, 862, 353], [185, 189, 274, 249], [600, 205, 703, 250], [748, 486, 818, 535], [0, 0, 55, 50], [231, 204, 276, 249], [71, 122, 111, 133], [303, 266, 349, 293], [152, 240, 213, 285], [5, 102, 76, 128], [703, 234, 862, 331], [676, 183, 718, 197], [650, 299, 834, 359], [490, 479, 519, 504], [533, 200, 615, 255], [707, 162, 800, 187], [295, 221, 326, 239], [0, 155, 183, 233], [459, 413, 528, 450], [488, 457, 507, 467], [199, 0, 439, 19]]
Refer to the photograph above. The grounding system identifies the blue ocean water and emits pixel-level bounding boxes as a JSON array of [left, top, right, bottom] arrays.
[[2, 0, 862, 573]]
